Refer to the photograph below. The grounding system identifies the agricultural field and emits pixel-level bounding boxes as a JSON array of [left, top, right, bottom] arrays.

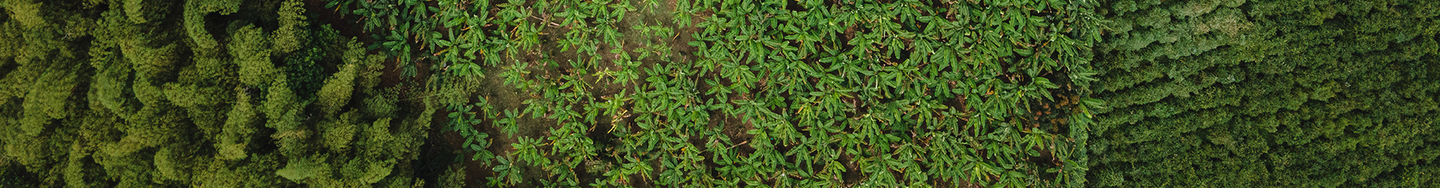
[[330, 0, 1101, 186], [0, 0, 1436, 187], [1087, 0, 1440, 187]]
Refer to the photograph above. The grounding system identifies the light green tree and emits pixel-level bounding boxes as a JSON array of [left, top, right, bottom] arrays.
[[183, 0, 242, 48], [217, 88, 257, 160], [318, 64, 357, 115], [272, 0, 307, 53], [232, 24, 273, 87]]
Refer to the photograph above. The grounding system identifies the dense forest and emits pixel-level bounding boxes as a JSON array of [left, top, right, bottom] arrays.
[[0, 0, 431, 187], [0, 0, 1434, 188], [1089, 0, 1440, 187]]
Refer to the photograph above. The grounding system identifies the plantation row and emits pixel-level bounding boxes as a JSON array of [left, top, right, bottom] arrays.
[[1, 0, 1437, 187], [324, 0, 1102, 186], [1088, 0, 1440, 187]]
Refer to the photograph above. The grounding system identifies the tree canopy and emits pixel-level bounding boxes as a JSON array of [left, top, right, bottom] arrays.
[[0, 0, 434, 187], [1088, 0, 1440, 187]]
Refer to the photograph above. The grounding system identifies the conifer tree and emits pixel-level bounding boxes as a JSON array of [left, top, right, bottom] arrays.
[[183, 0, 242, 49], [272, 0, 307, 54], [318, 64, 356, 115], [0, 60, 42, 107], [19, 60, 82, 136], [232, 24, 274, 87], [322, 110, 358, 153], [4, 0, 46, 28], [0, 21, 22, 59], [217, 88, 257, 160], [88, 44, 138, 117]]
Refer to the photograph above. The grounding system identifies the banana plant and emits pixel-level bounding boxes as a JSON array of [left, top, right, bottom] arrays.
[[424, 77, 503, 169], [321, 0, 1101, 186]]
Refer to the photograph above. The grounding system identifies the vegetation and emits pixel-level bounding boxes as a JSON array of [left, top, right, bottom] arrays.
[[1, 0, 1437, 187], [0, 0, 433, 187], [323, 0, 1101, 186], [1088, 0, 1440, 187]]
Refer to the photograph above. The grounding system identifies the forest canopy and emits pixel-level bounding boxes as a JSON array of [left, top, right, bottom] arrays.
[[0, 0, 432, 187]]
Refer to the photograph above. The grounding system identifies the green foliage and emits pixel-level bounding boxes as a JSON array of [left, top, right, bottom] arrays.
[[0, 20, 23, 59], [19, 60, 82, 136], [233, 24, 275, 87], [275, 154, 332, 181], [283, 45, 327, 99], [6, 0, 46, 28], [439, 165, 468, 188], [329, 0, 439, 74], [272, 0, 308, 54], [183, 0, 242, 48], [122, 0, 163, 24], [1089, 0, 1440, 187], [318, 64, 357, 114], [319, 0, 1098, 186], [0, 0, 433, 187], [218, 88, 257, 160], [12, 0, 1436, 187], [363, 89, 400, 119], [264, 76, 303, 130], [447, 102, 495, 165], [361, 118, 397, 157]]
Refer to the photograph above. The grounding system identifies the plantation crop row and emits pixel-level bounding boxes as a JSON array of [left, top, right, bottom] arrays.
[[323, 0, 1103, 186], [1088, 0, 1440, 187]]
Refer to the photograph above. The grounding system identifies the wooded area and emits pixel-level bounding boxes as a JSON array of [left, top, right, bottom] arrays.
[[0, 0, 434, 187], [0, 0, 1435, 187], [1089, 0, 1440, 187]]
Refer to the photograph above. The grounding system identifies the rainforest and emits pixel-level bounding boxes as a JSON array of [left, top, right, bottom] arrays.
[[0, 0, 1435, 187]]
